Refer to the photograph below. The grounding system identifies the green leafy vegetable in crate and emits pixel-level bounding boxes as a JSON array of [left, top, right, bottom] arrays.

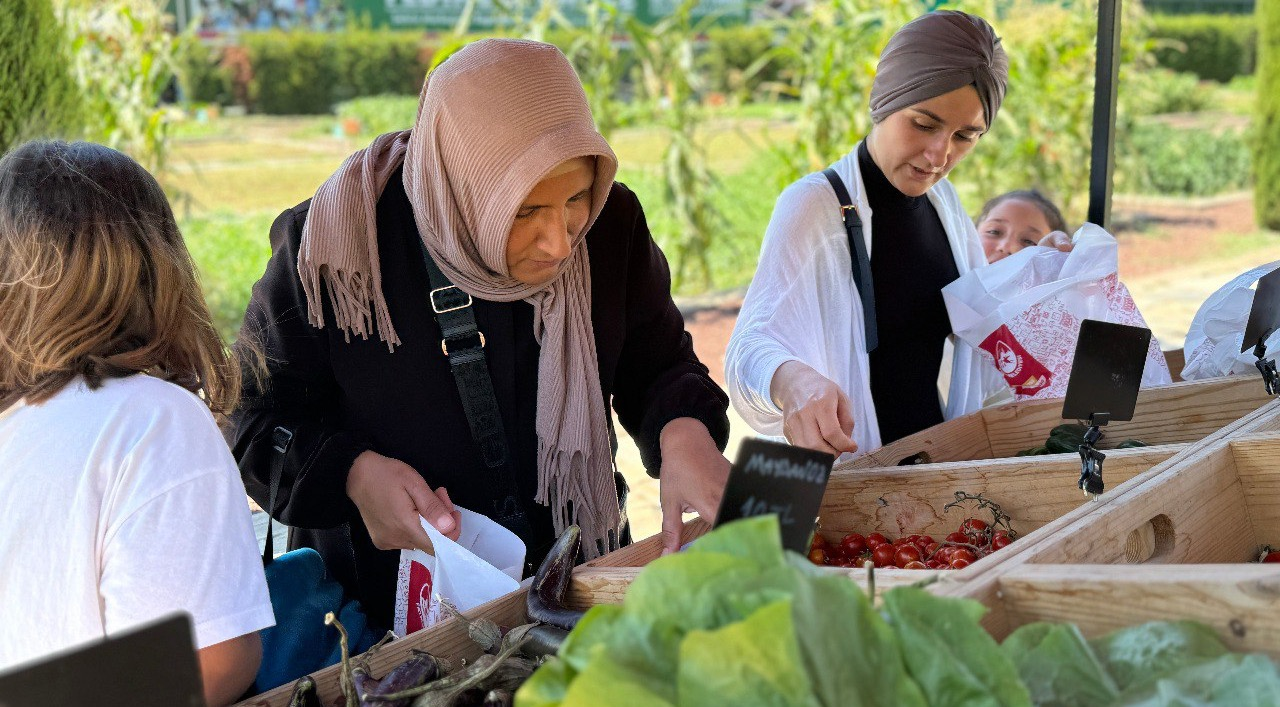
[[516, 516, 1280, 707], [1017, 424, 1148, 457]]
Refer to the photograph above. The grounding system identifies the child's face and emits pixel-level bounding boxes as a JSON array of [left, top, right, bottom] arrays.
[[978, 198, 1053, 263]]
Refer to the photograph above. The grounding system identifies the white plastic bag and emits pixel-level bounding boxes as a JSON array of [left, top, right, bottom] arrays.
[[393, 506, 525, 636], [1182, 261, 1280, 380], [943, 224, 1171, 401]]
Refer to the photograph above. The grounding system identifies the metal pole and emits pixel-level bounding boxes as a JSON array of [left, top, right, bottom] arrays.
[[1088, 0, 1122, 229]]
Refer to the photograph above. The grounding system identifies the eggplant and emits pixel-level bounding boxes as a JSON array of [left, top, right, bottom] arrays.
[[526, 525, 586, 630], [357, 651, 441, 707], [517, 624, 570, 659]]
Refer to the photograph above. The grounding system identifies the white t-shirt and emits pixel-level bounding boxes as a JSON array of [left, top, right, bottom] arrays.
[[0, 374, 274, 670]]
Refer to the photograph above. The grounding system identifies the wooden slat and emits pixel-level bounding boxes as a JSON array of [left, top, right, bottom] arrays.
[[986, 564, 1280, 658], [839, 375, 1265, 471], [983, 375, 1264, 457], [843, 413, 992, 469], [1164, 348, 1185, 382], [819, 444, 1181, 540], [583, 516, 712, 568]]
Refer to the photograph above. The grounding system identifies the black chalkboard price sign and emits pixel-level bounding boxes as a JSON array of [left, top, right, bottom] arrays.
[[714, 438, 836, 553]]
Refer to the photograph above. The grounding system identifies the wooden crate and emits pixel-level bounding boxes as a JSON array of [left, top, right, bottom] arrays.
[[1007, 428, 1280, 568], [941, 564, 1280, 660], [843, 374, 1267, 469], [233, 568, 637, 707], [585, 445, 1185, 596]]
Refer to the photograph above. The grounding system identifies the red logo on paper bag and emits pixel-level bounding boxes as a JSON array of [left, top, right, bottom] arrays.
[[405, 560, 433, 635], [979, 325, 1053, 394]]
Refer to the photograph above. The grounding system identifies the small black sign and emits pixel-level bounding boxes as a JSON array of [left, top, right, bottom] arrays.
[[714, 438, 835, 553], [0, 614, 203, 707], [1062, 320, 1152, 423], [1241, 267, 1280, 354]]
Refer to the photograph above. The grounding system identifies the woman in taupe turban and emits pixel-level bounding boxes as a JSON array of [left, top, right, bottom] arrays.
[[728, 10, 1018, 459], [227, 39, 731, 632]]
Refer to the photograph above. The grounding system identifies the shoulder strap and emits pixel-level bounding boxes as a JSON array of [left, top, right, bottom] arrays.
[[822, 168, 878, 353], [262, 426, 293, 566], [418, 241, 510, 469]]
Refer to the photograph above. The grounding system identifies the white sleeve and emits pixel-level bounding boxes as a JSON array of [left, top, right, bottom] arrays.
[[99, 414, 274, 649], [726, 178, 860, 438]]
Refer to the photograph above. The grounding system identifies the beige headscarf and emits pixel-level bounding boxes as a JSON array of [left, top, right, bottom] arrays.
[[296, 39, 624, 558], [869, 10, 1009, 128]]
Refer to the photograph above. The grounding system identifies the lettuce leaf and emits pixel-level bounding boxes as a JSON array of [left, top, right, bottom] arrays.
[[1001, 622, 1119, 707], [676, 599, 820, 707], [791, 573, 927, 707], [881, 587, 1031, 707], [1115, 653, 1280, 706], [1089, 621, 1229, 693]]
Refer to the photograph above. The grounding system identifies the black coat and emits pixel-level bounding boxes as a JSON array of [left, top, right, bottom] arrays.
[[226, 169, 730, 629]]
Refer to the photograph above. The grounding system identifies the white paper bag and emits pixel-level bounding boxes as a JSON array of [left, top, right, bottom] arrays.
[[393, 506, 525, 636], [1182, 261, 1280, 380], [943, 224, 1171, 401]]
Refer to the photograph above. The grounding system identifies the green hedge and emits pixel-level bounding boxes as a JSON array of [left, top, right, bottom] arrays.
[[1119, 121, 1250, 196], [1256, 0, 1280, 228], [1150, 13, 1257, 81], [0, 0, 83, 154], [179, 31, 433, 114], [178, 39, 233, 106], [245, 30, 431, 114]]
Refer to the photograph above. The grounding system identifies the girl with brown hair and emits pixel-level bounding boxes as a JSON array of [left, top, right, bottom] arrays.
[[0, 140, 273, 706]]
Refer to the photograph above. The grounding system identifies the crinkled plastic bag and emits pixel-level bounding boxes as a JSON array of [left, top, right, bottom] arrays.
[[1182, 261, 1280, 380], [943, 224, 1171, 401], [393, 506, 525, 636]]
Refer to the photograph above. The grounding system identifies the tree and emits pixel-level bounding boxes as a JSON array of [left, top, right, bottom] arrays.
[[0, 0, 83, 155], [1257, 0, 1280, 229]]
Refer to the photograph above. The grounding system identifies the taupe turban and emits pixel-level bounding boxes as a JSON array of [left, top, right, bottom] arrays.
[[869, 10, 1009, 128]]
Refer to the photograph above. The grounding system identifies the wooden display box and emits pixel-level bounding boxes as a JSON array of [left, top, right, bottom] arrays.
[[842, 375, 1267, 470], [234, 568, 636, 707], [942, 564, 1280, 660], [1009, 428, 1280, 568], [589, 445, 1186, 594]]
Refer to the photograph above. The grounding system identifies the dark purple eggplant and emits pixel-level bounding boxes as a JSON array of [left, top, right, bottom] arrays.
[[357, 650, 441, 707], [526, 525, 585, 630], [518, 624, 570, 659], [286, 675, 321, 707]]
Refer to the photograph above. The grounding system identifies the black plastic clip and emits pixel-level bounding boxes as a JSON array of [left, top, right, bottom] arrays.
[[1253, 339, 1279, 396], [1078, 412, 1109, 499]]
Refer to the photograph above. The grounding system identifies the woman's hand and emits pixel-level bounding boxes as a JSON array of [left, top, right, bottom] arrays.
[[657, 418, 730, 555], [1038, 230, 1073, 252], [345, 450, 462, 553], [770, 360, 858, 457]]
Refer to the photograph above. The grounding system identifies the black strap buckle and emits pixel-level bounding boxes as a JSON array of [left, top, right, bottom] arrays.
[[442, 332, 486, 356]]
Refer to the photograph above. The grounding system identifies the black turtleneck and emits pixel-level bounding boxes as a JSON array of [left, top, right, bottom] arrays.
[[857, 141, 960, 444]]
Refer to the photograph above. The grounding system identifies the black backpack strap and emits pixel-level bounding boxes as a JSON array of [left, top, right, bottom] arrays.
[[262, 425, 293, 566], [418, 241, 510, 469], [822, 168, 878, 353]]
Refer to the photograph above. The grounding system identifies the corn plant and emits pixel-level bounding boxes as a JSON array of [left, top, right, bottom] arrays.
[[57, 0, 187, 179], [954, 0, 1156, 222], [627, 0, 728, 290], [565, 0, 627, 140], [766, 0, 924, 183]]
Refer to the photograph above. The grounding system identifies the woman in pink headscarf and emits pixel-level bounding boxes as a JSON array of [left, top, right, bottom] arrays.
[[728, 10, 1041, 459], [227, 39, 730, 631]]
